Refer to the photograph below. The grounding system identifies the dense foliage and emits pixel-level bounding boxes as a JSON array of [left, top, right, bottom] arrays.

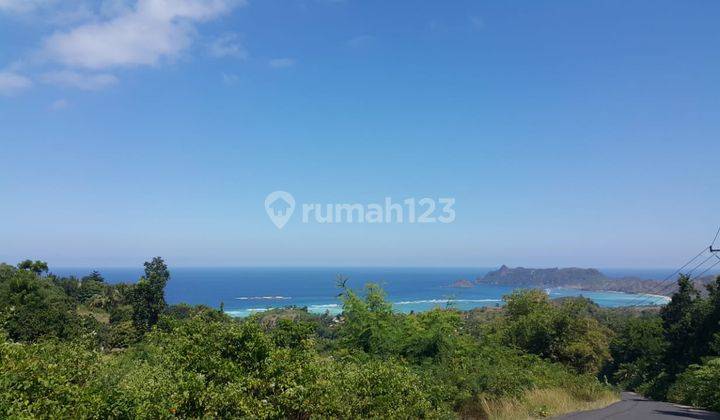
[[601, 274, 720, 410], [668, 357, 720, 411], [500, 290, 610, 374], [2, 258, 717, 417]]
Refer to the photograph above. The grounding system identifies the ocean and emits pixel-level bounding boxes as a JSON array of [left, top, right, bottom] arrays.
[[51, 266, 675, 317]]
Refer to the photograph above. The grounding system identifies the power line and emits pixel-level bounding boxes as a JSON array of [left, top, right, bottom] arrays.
[[691, 254, 720, 281], [654, 253, 720, 301], [627, 247, 707, 305], [626, 247, 710, 308], [711, 225, 720, 251], [625, 227, 720, 308], [687, 253, 716, 277], [630, 249, 720, 308]]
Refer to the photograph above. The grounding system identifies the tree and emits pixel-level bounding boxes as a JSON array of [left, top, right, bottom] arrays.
[[83, 271, 104, 283], [502, 290, 611, 373], [338, 283, 401, 355], [144, 258, 170, 286], [503, 290, 556, 358], [660, 275, 701, 375], [668, 357, 720, 411], [551, 299, 612, 373], [0, 269, 81, 342], [603, 316, 667, 389], [505, 289, 552, 318], [16, 260, 48, 276], [0, 263, 16, 281], [697, 276, 720, 357], [130, 257, 170, 333], [77, 271, 107, 304]]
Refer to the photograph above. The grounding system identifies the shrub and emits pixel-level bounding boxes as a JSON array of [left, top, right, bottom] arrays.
[[668, 357, 720, 411], [0, 269, 84, 342], [0, 336, 101, 418]]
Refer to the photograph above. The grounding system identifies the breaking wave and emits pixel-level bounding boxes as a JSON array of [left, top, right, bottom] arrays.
[[308, 303, 340, 309], [235, 296, 291, 300], [393, 298, 501, 305]]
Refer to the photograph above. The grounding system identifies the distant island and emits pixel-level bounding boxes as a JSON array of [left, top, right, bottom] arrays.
[[449, 279, 474, 288], [452, 265, 714, 296]]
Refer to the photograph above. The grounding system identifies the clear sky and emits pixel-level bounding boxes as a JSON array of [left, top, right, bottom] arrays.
[[1, 0, 719, 268]]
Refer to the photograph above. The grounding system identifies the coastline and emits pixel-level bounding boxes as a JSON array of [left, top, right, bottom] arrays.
[[225, 287, 670, 317]]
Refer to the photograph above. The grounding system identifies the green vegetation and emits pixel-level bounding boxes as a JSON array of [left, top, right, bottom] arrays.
[[500, 290, 610, 374], [3, 258, 718, 418], [668, 357, 720, 411], [601, 274, 720, 410]]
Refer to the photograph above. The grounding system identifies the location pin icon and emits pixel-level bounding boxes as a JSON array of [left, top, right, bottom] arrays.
[[265, 191, 295, 229]]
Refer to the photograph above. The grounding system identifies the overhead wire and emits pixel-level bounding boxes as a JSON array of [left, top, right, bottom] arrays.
[[628, 227, 720, 307], [627, 246, 711, 308]]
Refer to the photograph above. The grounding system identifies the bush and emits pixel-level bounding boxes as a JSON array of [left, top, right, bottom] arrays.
[[668, 357, 720, 411], [0, 335, 101, 418], [0, 269, 84, 342], [502, 290, 611, 374]]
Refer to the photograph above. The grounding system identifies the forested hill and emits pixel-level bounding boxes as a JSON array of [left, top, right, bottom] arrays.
[[475, 265, 713, 296]]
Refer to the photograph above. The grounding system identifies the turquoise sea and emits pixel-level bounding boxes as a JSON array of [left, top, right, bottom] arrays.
[[52, 267, 676, 317]]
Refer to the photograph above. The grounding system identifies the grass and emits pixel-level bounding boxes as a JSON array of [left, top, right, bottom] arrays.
[[470, 387, 619, 419]]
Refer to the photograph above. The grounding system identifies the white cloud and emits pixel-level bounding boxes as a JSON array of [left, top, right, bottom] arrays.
[[41, 70, 119, 90], [1, 0, 248, 95], [0, 71, 32, 95], [208, 33, 246, 59], [49, 98, 69, 110], [43, 0, 245, 70], [268, 58, 295, 69]]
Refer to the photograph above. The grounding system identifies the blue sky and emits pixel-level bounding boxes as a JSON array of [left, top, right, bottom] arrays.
[[1, 0, 719, 268]]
